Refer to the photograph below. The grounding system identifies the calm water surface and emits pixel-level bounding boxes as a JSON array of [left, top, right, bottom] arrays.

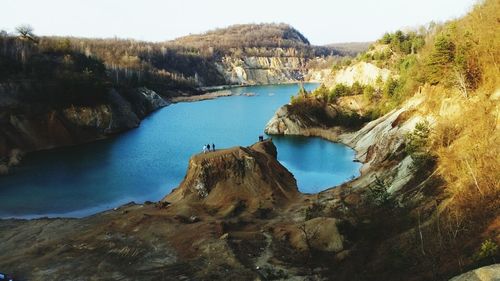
[[0, 84, 361, 218]]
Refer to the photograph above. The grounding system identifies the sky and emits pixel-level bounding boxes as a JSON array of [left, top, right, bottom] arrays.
[[2, 0, 477, 45]]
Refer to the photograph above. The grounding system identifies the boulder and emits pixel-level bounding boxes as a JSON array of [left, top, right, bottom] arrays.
[[287, 217, 344, 253], [449, 264, 500, 281]]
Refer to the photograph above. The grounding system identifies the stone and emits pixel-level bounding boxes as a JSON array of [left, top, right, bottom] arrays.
[[449, 264, 500, 281]]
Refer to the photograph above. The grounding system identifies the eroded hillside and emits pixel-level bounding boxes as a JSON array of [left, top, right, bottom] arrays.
[[265, 0, 499, 278]]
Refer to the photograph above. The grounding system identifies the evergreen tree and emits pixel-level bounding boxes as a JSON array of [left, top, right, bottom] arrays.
[[426, 34, 455, 85]]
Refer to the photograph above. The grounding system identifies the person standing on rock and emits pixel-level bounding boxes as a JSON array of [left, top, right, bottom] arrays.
[[212, 143, 215, 151], [207, 144, 211, 152], [203, 145, 207, 154]]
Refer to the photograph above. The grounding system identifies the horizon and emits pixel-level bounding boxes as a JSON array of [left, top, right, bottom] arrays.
[[2, 0, 477, 45]]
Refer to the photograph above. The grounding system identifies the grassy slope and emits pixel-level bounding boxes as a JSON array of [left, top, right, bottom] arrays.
[[288, 0, 499, 278]]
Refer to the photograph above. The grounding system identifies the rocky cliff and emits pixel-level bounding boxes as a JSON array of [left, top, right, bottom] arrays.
[[218, 54, 306, 85], [170, 24, 338, 86], [324, 61, 392, 88], [0, 86, 167, 174]]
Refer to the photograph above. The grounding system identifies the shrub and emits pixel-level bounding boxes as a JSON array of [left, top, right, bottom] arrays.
[[434, 96, 499, 216], [367, 176, 394, 208], [382, 77, 400, 99], [405, 121, 434, 168], [362, 84, 376, 101], [351, 81, 364, 96], [305, 201, 325, 220], [330, 83, 349, 99], [474, 239, 498, 263], [312, 84, 329, 98], [328, 82, 371, 102]]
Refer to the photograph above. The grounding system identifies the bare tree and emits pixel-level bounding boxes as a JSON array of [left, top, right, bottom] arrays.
[[298, 222, 320, 274], [454, 68, 468, 98], [15, 24, 36, 42]]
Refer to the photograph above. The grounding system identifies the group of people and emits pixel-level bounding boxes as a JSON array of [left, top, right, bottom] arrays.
[[202, 143, 215, 153]]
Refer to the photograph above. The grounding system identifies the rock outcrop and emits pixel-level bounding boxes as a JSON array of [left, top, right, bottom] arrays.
[[265, 105, 309, 135], [218, 55, 306, 85], [449, 264, 500, 281], [265, 95, 368, 136], [164, 139, 299, 215], [0, 86, 167, 173], [324, 61, 392, 87]]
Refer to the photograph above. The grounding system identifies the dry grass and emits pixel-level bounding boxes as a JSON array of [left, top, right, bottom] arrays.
[[402, 0, 500, 220], [433, 93, 499, 215]]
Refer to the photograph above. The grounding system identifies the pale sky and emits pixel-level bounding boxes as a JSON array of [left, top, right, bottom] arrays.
[[2, 0, 477, 45]]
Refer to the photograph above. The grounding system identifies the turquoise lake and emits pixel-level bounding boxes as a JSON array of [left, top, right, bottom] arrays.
[[0, 84, 361, 218]]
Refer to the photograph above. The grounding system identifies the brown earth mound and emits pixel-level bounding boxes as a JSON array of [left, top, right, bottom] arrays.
[[164, 139, 299, 216]]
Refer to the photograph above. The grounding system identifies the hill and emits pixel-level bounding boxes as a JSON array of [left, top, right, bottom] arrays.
[[265, 0, 499, 278], [326, 41, 372, 56], [172, 23, 311, 49]]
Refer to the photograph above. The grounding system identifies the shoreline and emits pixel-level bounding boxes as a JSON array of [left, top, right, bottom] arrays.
[[267, 126, 367, 179], [170, 90, 234, 103], [196, 80, 318, 92], [171, 81, 319, 103], [2, 82, 352, 220], [1, 81, 315, 175]]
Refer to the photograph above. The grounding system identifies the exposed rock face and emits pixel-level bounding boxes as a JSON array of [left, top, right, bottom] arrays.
[[341, 97, 427, 194], [265, 95, 366, 136], [218, 55, 306, 85], [0, 86, 167, 172], [122, 87, 169, 118], [164, 139, 299, 214], [265, 95, 426, 194], [306, 68, 333, 82], [62, 104, 113, 129], [449, 264, 500, 281], [265, 105, 308, 135], [324, 61, 392, 87]]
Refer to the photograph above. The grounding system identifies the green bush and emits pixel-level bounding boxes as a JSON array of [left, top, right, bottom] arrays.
[[379, 30, 425, 55], [327, 82, 374, 102], [405, 121, 434, 168], [363, 85, 376, 101], [474, 239, 498, 262], [382, 77, 400, 99], [367, 176, 394, 208], [312, 84, 329, 98]]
